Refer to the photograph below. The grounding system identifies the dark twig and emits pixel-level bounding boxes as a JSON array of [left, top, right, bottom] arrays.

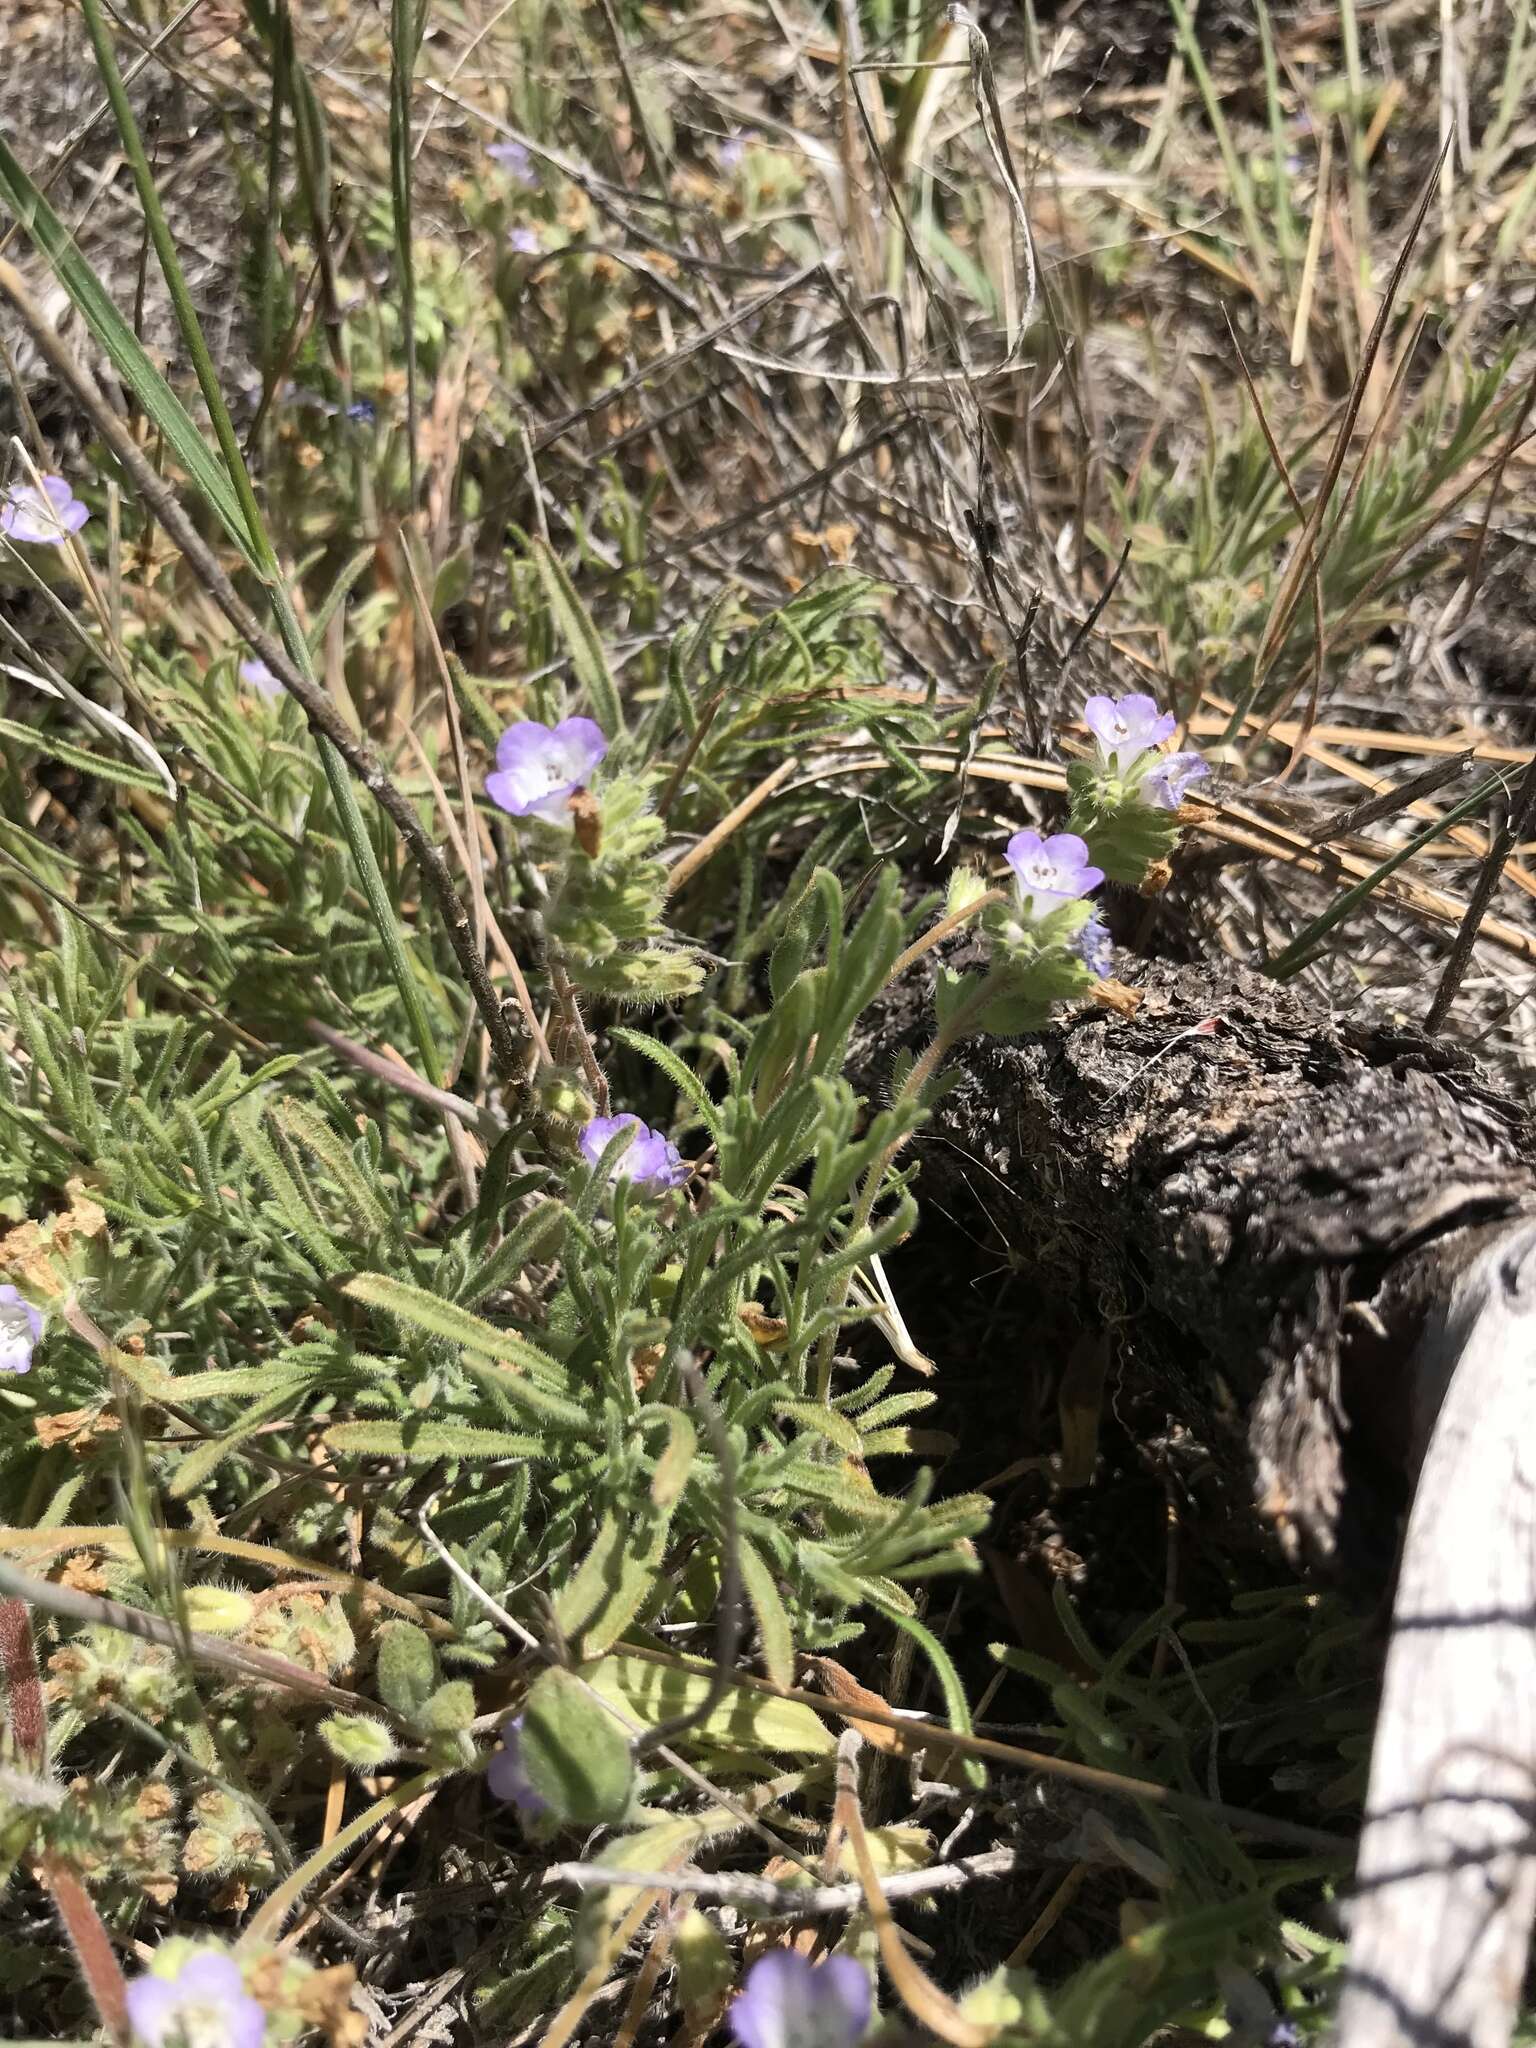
[[1306, 749, 1478, 847], [0, 259, 524, 1085]]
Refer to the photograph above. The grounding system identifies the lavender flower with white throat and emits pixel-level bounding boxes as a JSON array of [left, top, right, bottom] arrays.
[[579, 1113, 688, 1193], [486, 718, 607, 823], [1, 474, 89, 547], [126, 1948, 266, 2048], [1083, 692, 1176, 777], [1142, 750, 1210, 810], [0, 1285, 41, 1376], [1005, 830, 1104, 919]]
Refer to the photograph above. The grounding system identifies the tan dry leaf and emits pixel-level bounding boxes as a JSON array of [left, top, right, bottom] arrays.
[[570, 789, 604, 858], [54, 1552, 110, 1596], [789, 522, 857, 564], [295, 1963, 367, 2048], [0, 1180, 108, 1297], [631, 1343, 664, 1396], [736, 1302, 788, 1348], [801, 1655, 924, 1759], [33, 1406, 121, 1452]]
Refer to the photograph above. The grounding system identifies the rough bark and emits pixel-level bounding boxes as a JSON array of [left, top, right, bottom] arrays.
[[863, 956, 1530, 1574], [858, 954, 1536, 2045]]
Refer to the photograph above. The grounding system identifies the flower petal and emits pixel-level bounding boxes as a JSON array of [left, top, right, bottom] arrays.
[[125, 1975, 181, 2047]]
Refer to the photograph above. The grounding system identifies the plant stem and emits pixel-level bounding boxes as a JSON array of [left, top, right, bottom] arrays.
[[814, 977, 1001, 1402]]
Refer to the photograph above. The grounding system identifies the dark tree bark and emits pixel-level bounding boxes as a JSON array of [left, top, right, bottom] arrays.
[[860, 956, 1536, 2047]]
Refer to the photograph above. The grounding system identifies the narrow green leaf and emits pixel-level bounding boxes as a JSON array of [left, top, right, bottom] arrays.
[[168, 1381, 302, 1499], [736, 1537, 796, 1692], [868, 1598, 985, 1791], [459, 1356, 590, 1433], [343, 1272, 567, 1382], [0, 718, 167, 795], [0, 136, 256, 565], [154, 1365, 312, 1403], [456, 1199, 567, 1309], [607, 1027, 723, 1147], [646, 1409, 696, 1508], [1267, 767, 1508, 978], [274, 1097, 390, 1238], [774, 1399, 863, 1457], [230, 1101, 346, 1275], [556, 1504, 674, 1657], [321, 1421, 546, 1461], [586, 1653, 834, 1758], [528, 538, 625, 737]]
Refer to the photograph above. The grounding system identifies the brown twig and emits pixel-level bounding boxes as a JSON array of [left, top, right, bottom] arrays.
[[0, 1598, 47, 1770], [0, 1555, 406, 1724], [1, 1598, 128, 2043], [40, 1857, 130, 2046]]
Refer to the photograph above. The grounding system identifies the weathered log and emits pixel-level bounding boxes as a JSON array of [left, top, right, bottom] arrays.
[[860, 956, 1536, 2045], [1337, 1224, 1536, 2048]]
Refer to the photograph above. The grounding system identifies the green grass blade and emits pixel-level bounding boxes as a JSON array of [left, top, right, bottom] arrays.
[[76, 0, 270, 562], [528, 537, 626, 738], [0, 135, 256, 566], [1267, 770, 1511, 978]]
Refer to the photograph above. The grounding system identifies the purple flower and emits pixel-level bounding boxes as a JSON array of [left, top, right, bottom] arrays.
[[1005, 830, 1104, 917], [1075, 911, 1113, 977], [126, 1949, 266, 2048], [1083, 693, 1176, 775], [238, 657, 283, 700], [488, 139, 540, 188], [1, 474, 89, 547], [1141, 749, 1210, 811], [346, 398, 377, 424], [487, 1714, 548, 1822], [579, 1113, 689, 1193], [729, 1950, 871, 2048], [0, 1286, 41, 1377], [508, 225, 542, 256], [486, 717, 607, 823], [718, 134, 749, 171]]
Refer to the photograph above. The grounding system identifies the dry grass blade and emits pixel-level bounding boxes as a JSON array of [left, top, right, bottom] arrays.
[[836, 1730, 992, 2047], [1239, 143, 1449, 730]]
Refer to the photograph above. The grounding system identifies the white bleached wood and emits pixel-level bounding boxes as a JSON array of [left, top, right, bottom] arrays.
[[1340, 1222, 1536, 2048]]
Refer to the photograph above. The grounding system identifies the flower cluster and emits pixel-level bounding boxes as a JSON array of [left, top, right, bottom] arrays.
[[729, 1951, 870, 2048], [1083, 692, 1208, 811], [486, 717, 607, 823], [1, 474, 89, 547], [0, 1285, 41, 1376], [579, 1113, 689, 1193], [126, 1949, 266, 2048]]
